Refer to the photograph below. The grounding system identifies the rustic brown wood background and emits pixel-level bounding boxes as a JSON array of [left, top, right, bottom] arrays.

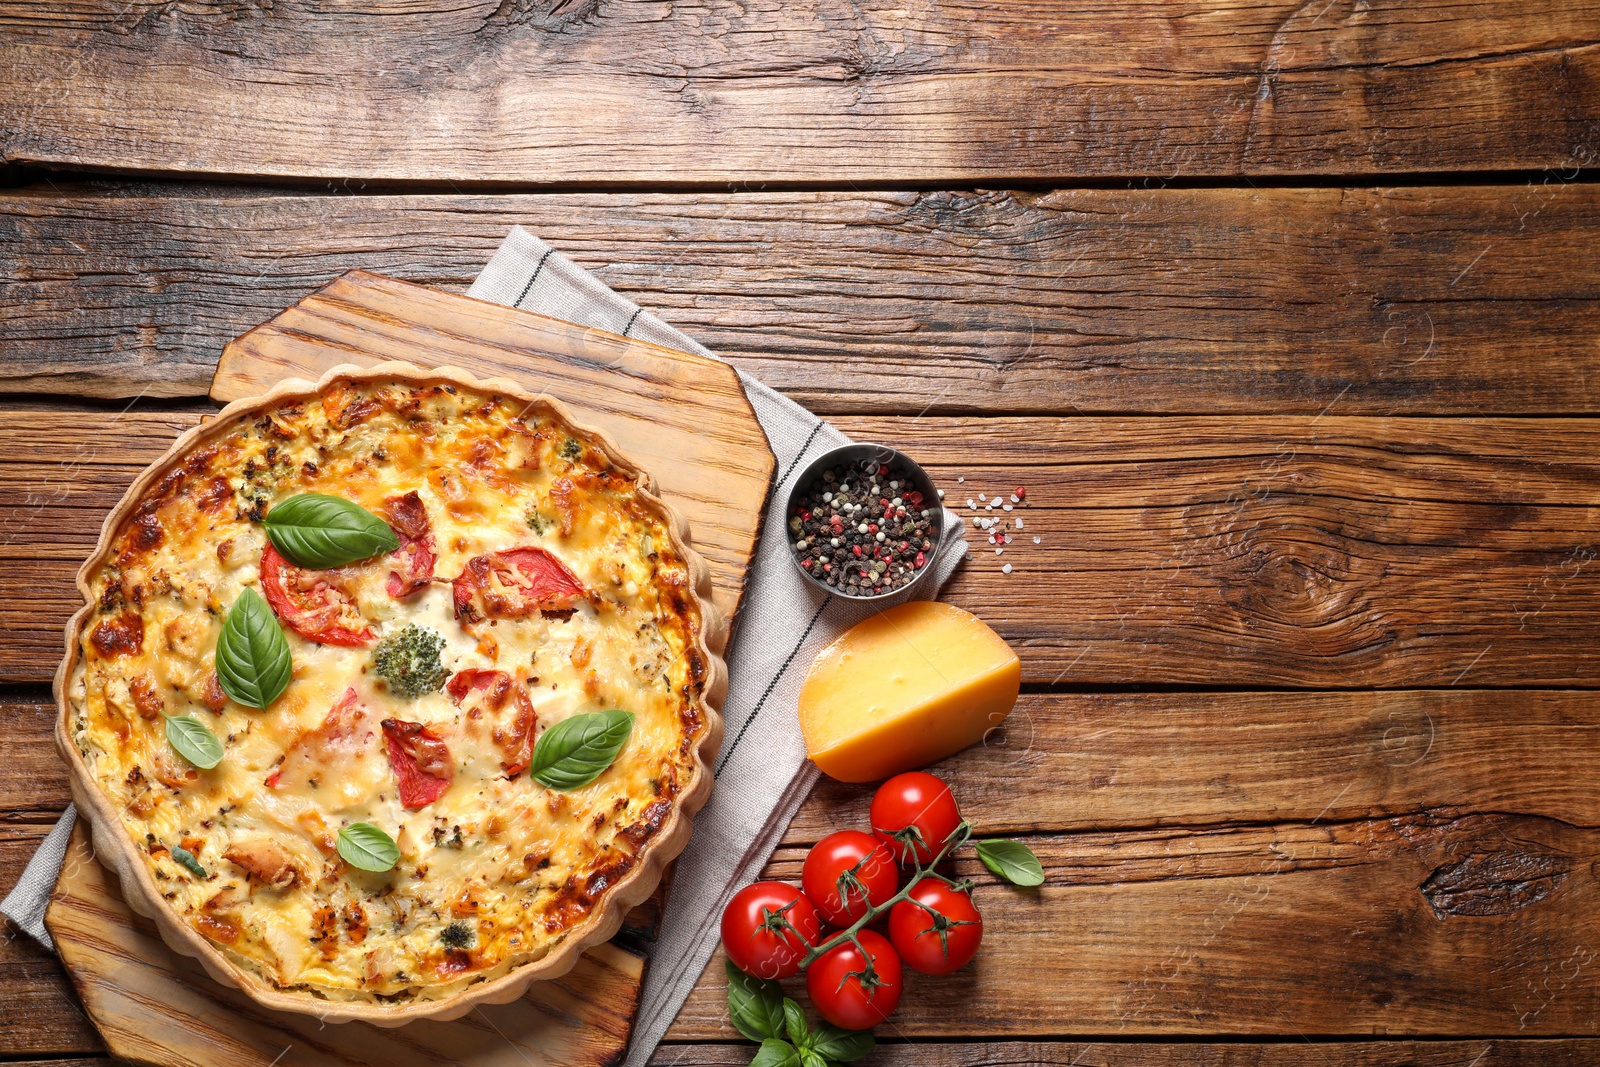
[[4, 1, 1600, 1064]]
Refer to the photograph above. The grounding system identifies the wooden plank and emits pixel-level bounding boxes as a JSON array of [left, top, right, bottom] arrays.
[[0, 826, 106, 1056], [648, 1043, 1600, 1066], [7, 409, 1600, 687], [6, 185, 1600, 413], [13, 689, 1600, 836], [2, 1, 1596, 182], [670, 809, 1600, 1037], [0, 702, 66, 821], [22, 1042, 1600, 1067], [13, 687, 1600, 1044]]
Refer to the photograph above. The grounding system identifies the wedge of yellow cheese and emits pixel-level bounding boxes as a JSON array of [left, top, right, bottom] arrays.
[[799, 601, 1020, 782]]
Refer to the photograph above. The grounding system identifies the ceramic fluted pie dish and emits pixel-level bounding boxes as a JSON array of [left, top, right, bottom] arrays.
[[53, 361, 725, 1026]]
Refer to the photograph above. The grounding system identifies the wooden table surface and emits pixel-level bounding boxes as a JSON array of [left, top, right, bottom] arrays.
[[4, 3, 1600, 1065]]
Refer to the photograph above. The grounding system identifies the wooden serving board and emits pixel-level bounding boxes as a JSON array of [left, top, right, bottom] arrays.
[[46, 270, 776, 1067]]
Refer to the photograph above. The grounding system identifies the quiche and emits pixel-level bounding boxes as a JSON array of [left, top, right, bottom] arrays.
[[55, 362, 725, 1024]]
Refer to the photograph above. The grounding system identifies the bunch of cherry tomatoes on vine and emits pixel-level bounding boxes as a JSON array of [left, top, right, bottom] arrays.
[[720, 771, 1041, 1052]]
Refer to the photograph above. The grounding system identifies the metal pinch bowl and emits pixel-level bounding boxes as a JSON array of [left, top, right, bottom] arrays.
[[783, 442, 944, 601]]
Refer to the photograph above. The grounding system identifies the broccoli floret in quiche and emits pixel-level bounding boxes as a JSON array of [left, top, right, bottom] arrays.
[[371, 624, 447, 698]]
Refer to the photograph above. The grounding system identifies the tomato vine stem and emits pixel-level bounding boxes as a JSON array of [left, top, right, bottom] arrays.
[[799, 819, 974, 969]]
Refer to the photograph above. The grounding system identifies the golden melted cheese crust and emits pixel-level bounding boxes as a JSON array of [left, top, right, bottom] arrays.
[[68, 380, 707, 1003]]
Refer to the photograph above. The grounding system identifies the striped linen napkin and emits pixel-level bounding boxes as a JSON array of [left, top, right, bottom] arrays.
[[3, 227, 969, 1064]]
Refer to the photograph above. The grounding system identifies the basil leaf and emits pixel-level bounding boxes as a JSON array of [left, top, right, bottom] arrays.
[[783, 998, 809, 1048], [165, 714, 224, 769], [808, 1022, 874, 1062], [264, 493, 398, 568], [797, 1050, 828, 1067], [974, 839, 1045, 887], [170, 846, 208, 879], [725, 960, 784, 1043], [750, 1040, 801, 1067], [215, 587, 292, 709], [337, 823, 399, 873], [529, 710, 634, 791]]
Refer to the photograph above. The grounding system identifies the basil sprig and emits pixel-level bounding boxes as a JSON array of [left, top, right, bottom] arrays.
[[529, 710, 634, 791], [215, 587, 292, 709], [727, 962, 787, 1044], [165, 714, 224, 769], [973, 839, 1045, 887], [264, 493, 398, 569], [726, 962, 873, 1066], [337, 823, 399, 873]]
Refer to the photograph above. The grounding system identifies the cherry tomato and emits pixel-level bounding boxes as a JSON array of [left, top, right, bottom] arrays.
[[888, 878, 983, 975], [802, 830, 899, 927], [259, 544, 376, 647], [719, 881, 821, 979], [380, 718, 453, 809], [871, 772, 962, 865], [381, 491, 437, 598], [805, 929, 903, 1030], [452, 547, 586, 623]]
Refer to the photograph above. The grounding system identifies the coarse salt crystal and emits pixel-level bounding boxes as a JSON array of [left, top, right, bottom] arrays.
[[1010, 494, 1020, 503], [1002, 504, 1013, 512], [937, 488, 946, 499], [966, 499, 977, 509], [957, 476, 965, 483], [1001, 563, 1013, 574], [1033, 536, 1041, 544], [978, 493, 987, 502], [1016, 518, 1024, 529], [994, 546, 1004, 555]]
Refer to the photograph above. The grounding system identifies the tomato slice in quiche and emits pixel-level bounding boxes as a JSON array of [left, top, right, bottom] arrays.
[[380, 718, 453, 809], [452, 546, 587, 622], [447, 668, 538, 776], [259, 543, 378, 647], [381, 490, 437, 598]]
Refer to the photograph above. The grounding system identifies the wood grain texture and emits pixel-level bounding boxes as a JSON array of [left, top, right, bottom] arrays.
[[6, 185, 1600, 413], [44, 824, 643, 1067], [12, 688, 1600, 838], [647, 1043, 1600, 1066], [0, 826, 105, 1056], [671, 810, 1600, 1037], [13, 687, 1600, 1045], [1, 1, 1597, 182], [21, 1043, 1600, 1067], [7, 409, 1600, 687]]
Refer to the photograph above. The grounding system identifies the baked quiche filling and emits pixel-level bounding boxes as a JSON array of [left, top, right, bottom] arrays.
[[66, 379, 708, 1002]]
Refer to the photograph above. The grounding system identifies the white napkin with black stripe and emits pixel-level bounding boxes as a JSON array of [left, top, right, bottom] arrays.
[[3, 227, 969, 1065]]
